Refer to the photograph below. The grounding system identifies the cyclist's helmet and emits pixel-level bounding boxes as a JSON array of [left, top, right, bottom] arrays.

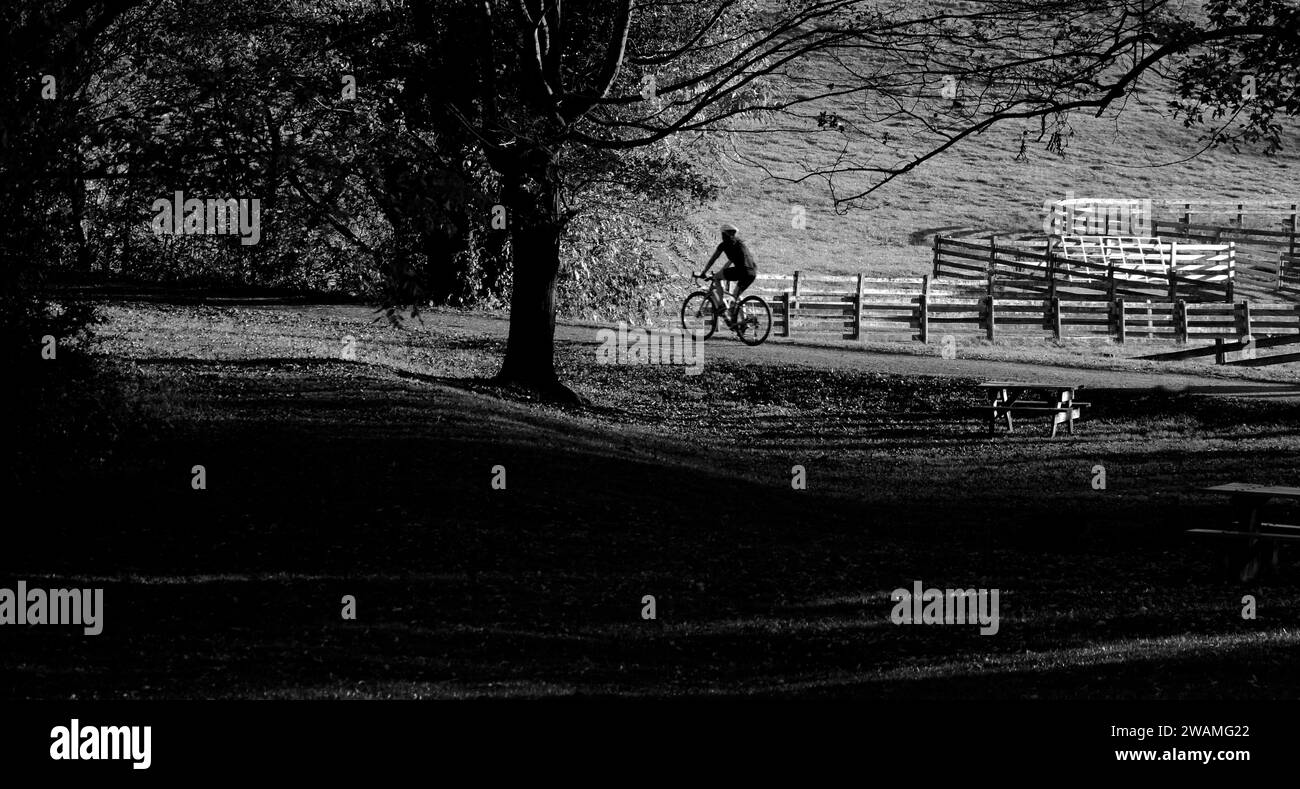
[[720, 223, 738, 234]]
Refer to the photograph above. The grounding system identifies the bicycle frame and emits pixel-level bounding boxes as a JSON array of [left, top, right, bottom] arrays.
[[704, 274, 739, 311]]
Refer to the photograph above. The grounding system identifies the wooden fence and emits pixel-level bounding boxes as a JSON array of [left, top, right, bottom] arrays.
[[1053, 199, 1298, 232], [1148, 218, 1296, 297], [749, 272, 1300, 345], [1034, 198, 1297, 297], [932, 236, 1237, 302], [1158, 200, 1298, 229], [1283, 251, 1300, 299], [1131, 200, 1295, 295]]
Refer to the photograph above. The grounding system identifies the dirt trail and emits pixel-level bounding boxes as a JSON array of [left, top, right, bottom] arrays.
[[543, 314, 1297, 398]]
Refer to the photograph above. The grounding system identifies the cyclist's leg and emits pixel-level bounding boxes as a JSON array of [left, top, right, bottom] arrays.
[[709, 269, 729, 310], [734, 271, 756, 300], [719, 267, 743, 319], [721, 268, 752, 320]]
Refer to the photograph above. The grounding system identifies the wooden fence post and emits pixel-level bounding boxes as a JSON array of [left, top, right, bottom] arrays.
[[1114, 298, 1126, 343], [987, 235, 997, 298], [852, 273, 863, 341], [1175, 299, 1188, 345], [985, 241, 997, 342], [1236, 202, 1244, 227], [1286, 204, 1298, 292], [1051, 296, 1063, 340], [791, 270, 800, 311], [1045, 239, 1057, 300], [1290, 203, 1298, 257], [1237, 300, 1252, 340], [1215, 338, 1226, 365], [1224, 248, 1235, 304], [932, 235, 942, 278], [918, 274, 930, 344], [1106, 259, 1116, 301], [1169, 238, 1178, 278], [982, 239, 993, 340], [1167, 264, 1178, 303], [781, 292, 791, 337], [1183, 202, 1192, 226]]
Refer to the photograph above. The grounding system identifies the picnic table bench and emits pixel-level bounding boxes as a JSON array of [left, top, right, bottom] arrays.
[[1186, 484, 1300, 582], [978, 381, 1089, 438]]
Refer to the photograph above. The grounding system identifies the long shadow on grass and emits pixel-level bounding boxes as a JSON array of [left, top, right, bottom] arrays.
[[6, 354, 1299, 699]]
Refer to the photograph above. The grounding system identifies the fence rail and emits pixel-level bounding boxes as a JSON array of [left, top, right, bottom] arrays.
[[1155, 200, 1299, 229]]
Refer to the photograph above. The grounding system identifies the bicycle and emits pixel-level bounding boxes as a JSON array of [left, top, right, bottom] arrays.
[[680, 273, 772, 346]]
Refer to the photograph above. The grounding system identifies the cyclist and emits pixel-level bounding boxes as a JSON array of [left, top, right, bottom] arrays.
[[698, 222, 757, 324]]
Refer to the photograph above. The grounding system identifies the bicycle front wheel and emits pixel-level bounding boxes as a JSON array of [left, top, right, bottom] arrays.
[[734, 295, 772, 346], [680, 291, 718, 340]]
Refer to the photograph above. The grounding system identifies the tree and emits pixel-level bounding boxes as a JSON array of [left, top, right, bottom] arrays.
[[1, 0, 148, 357], [405, 1, 871, 399], [74, 0, 398, 290]]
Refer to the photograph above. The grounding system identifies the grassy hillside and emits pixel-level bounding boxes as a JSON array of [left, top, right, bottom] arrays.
[[667, 19, 1300, 283]]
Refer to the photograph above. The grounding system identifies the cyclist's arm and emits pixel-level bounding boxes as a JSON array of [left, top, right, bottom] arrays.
[[701, 245, 723, 274]]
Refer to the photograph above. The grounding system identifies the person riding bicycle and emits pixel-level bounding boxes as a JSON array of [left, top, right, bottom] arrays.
[[698, 222, 757, 324]]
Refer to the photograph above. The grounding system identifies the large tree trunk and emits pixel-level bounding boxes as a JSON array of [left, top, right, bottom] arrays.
[[494, 160, 580, 402], [66, 173, 93, 275]]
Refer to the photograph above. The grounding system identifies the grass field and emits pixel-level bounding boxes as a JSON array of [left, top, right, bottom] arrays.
[[6, 299, 1299, 699]]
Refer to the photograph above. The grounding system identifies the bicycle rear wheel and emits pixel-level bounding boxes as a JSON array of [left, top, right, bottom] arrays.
[[680, 291, 718, 340], [734, 295, 772, 346]]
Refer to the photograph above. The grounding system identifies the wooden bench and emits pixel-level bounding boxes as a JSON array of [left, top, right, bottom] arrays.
[[977, 381, 1090, 438], [1187, 484, 1300, 582]]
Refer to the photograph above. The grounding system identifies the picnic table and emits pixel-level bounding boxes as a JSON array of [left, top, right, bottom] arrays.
[[978, 381, 1089, 438], [1186, 484, 1300, 582]]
